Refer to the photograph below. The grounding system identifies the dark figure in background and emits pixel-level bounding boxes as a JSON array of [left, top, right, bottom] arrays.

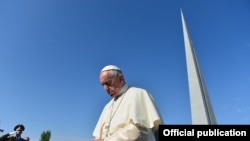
[[0, 124, 28, 141]]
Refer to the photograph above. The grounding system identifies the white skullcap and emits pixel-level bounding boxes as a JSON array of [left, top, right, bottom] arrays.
[[101, 65, 121, 72]]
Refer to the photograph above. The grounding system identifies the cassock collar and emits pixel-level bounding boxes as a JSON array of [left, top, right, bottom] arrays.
[[114, 84, 129, 101]]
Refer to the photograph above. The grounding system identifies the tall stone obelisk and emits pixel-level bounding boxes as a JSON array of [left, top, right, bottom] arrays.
[[180, 9, 217, 124]]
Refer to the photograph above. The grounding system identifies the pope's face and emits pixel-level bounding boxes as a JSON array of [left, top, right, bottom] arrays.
[[99, 71, 123, 98]]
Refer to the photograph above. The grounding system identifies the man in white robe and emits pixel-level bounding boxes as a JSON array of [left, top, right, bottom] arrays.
[[92, 65, 163, 141]]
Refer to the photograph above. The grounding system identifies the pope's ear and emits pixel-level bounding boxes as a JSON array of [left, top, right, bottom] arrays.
[[118, 75, 124, 81]]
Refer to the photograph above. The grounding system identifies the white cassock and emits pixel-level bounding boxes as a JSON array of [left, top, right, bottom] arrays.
[[93, 84, 163, 141]]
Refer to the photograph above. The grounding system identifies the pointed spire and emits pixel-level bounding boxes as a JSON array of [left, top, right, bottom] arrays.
[[181, 9, 217, 124]]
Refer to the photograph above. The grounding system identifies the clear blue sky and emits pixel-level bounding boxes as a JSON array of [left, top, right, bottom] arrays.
[[0, 0, 249, 141]]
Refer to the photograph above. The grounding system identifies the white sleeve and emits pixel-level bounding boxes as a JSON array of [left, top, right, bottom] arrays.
[[9, 131, 16, 135]]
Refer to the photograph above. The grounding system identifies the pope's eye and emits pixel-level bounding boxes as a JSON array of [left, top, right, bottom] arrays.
[[101, 80, 112, 86]]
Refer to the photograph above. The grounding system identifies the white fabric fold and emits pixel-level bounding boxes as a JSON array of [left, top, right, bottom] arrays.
[[93, 84, 163, 141]]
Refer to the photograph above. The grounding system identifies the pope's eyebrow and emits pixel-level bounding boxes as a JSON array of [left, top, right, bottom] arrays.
[[101, 80, 112, 86]]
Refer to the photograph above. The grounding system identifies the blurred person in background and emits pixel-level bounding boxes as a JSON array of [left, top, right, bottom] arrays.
[[0, 124, 28, 141]]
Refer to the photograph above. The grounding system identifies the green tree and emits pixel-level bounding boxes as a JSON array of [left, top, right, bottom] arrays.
[[39, 130, 51, 141]]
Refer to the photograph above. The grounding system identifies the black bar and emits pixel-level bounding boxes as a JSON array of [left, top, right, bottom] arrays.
[[159, 125, 250, 141]]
